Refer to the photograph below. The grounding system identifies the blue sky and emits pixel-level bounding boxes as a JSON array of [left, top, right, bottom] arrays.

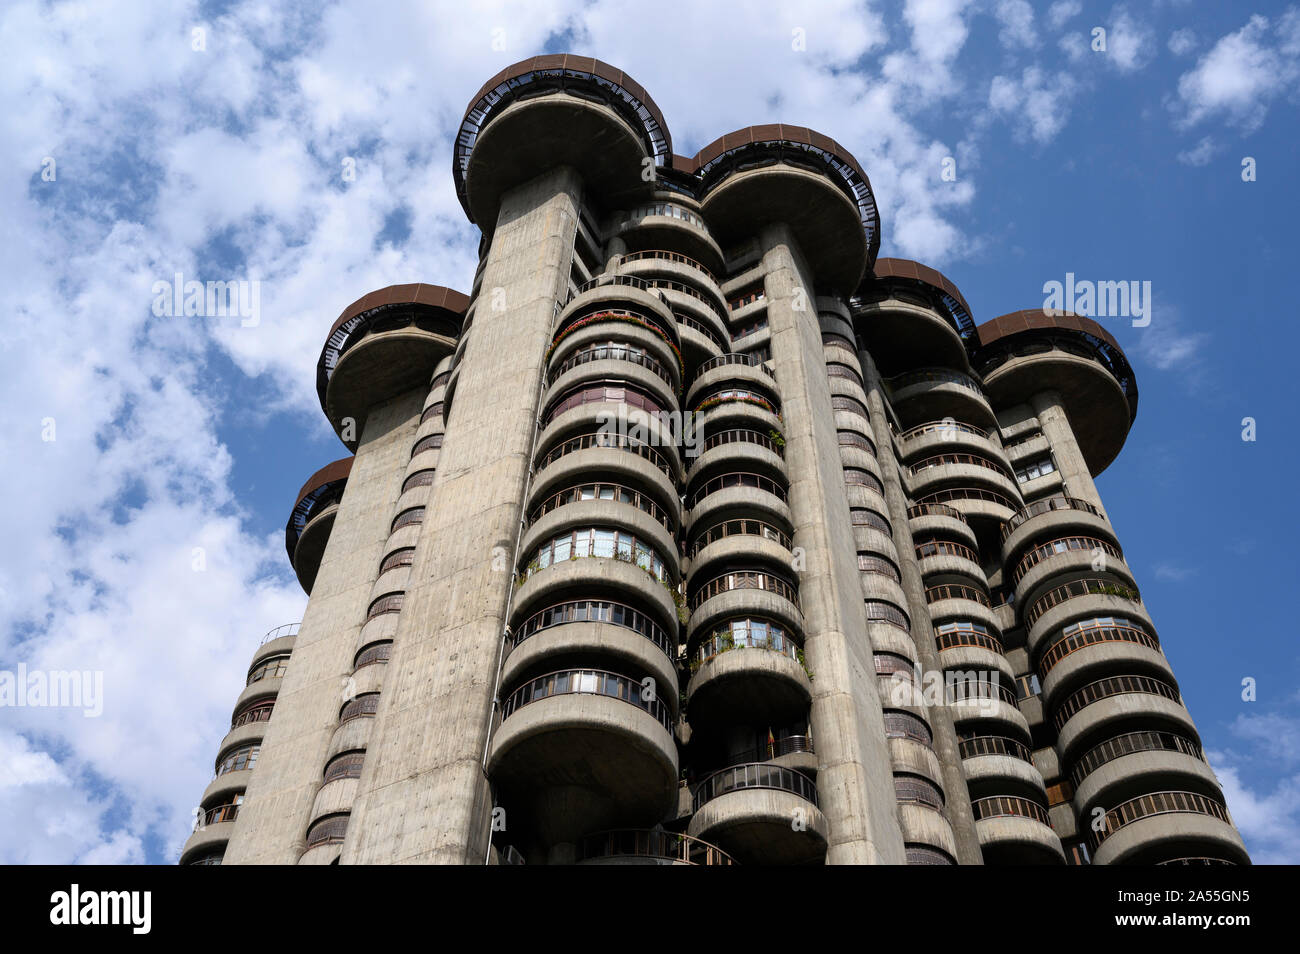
[[1, 0, 1297, 864]]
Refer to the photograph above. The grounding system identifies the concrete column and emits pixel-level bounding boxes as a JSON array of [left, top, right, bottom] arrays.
[[342, 166, 583, 865], [860, 352, 984, 865], [224, 390, 424, 863], [1031, 390, 1104, 514], [760, 223, 906, 865]]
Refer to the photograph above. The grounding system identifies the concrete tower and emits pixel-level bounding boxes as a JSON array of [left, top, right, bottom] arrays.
[[180, 55, 1249, 867]]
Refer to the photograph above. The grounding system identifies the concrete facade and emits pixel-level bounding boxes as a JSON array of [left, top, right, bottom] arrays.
[[180, 54, 1248, 867]]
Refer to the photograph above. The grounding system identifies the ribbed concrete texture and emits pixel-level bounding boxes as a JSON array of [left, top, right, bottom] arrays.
[[183, 55, 1248, 867]]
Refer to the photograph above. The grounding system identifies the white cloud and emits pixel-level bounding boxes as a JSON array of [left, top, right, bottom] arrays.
[[1176, 135, 1218, 166], [1104, 6, 1155, 73], [993, 0, 1038, 50], [1047, 0, 1082, 31], [1168, 27, 1197, 56], [988, 67, 1080, 144], [1174, 10, 1300, 130], [1133, 316, 1209, 371]]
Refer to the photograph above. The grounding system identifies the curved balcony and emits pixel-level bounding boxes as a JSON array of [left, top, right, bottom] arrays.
[[285, 458, 352, 593], [908, 453, 1020, 506], [850, 259, 975, 374], [179, 800, 241, 864], [549, 298, 681, 374], [688, 430, 786, 492], [959, 736, 1046, 796], [534, 427, 680, 488], [688, 515, 793, 580], [487, 667, 679, 846], [1001, 495, 1112, 554], [316, 284, 466, 448], [973, 311, 1137, 476], [1025, 578, 1151, 656], [1091, 791, 1248, 866], [618, 249, 723, 303], [686, 620, 812, 726], [897, 419, 1002, 463], [885, 368, 996, 430], [607, 202, 725, 276], [676, 313, 727, 370], [1052, 674, 1190, 755], [686, 354, 776, 409], [523, 481, 678, 556], [684, 472, 792, 539], [933, 623, 1012, 680], [546, 339, 681, 410], [687, 569, 802, 644], [687, 762, 828, 865], [575, 828, 735, 866], [1071, 730, 1218, 815], [914, 537, 985, 584], [971, 795, 1065, 864], [1013, 535, 1132, 608], [1038, 621, 1171, 706], [915, 487, 1017, 525], [512, 541, 679, 641], [454, 55, 669, 226], [906, 502, 978, 549], [503, 597, 677, 701], [692, 125, 879, 293]]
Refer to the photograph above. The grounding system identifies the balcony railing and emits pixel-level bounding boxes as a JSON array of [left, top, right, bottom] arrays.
[[547, 341, 675, 390], [1071, 730, 1204, 788], [692, 762, 818, 812], [1024, 578, 1141, 629], [676, 313, 728, 351], [1013, 535, 1124, 585], [697, 427, 785, 460], [687, 471, 787, 509], [900, 420, 989, 442], [959, 735, 1033, 762], [906, 502, 968, 523], [500, 668, 671, 732], [689, 570, 800, 612], [1002, 495, 1105, 538], [694, 352, 775, 378], [1038, 620, 1160, 680], [692, 624, 802, 670], [934, 629, 1004, 654], [257, 622, 300, 647], [1053, 674, 1180, 732], [620, 248, 717, 282], [1091, 791, 1231, 850], [576, 829, 735, 866], [535, 429, 675, 481], [689, 516, 791, 557], [925, 582, 991, 607], [916, 487, 1017, 511], [971, 794, 1049, 824], [915, 538, 979, 563], [886, 368, 986, 397]]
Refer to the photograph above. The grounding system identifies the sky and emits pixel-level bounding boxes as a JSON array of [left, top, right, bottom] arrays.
[[1, 0, 1298, 865]]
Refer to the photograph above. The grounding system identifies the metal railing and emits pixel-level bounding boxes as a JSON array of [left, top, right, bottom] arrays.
[[1053, 674, 1180, 731], [900, 420, 989, 441], [1038, 620, 1159, 679], [1092, 791, 1230, 850], [697, 427, 785, 460], [971, 794, 1049, 824], [925, 582, 991, 607], [689, 570, 800, 612], [959, 735, 1033, 762], [1002, 495, 1104, 538], [576, 829, 735, 866], [620, 248, 717, 281], [1024, 578, 1141, 629], [692, 762, 818, 811], [1013, 535, 1124, 585], [694, 352, 775, 377], [258, 622, 300, 647], [501, 668, 671, 732], [534, 429, 675, 481], [1071, 730, 1203, 788]]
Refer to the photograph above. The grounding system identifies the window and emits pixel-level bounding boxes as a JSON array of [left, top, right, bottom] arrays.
[[1016, 673, 1042, 699], [1015, 457, 1056, 483], [526, 528, 671, 583], [247, 655, 289, 685], [216, 743, 259, 776], [849, 508, 892, 534], [729, 284, 765, 310], [856, 553, 901, 582]]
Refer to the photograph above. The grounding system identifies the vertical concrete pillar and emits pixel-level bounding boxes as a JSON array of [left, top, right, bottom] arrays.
[[1031, 390, 1104, 513], [224, 391, 423, 863], [343, 166, 582, 865], [760, 224, 905, 864], [860, 352, 984, 865]]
